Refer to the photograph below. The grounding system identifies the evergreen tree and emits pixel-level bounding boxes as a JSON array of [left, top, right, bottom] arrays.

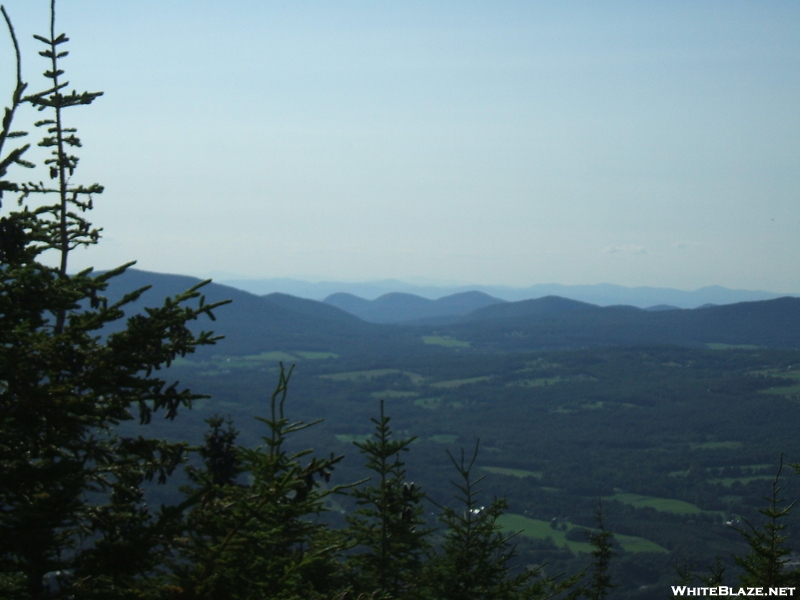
[[673, 557, 725, 591], [425, 442, 564, 600], [171, 365, 348, 600], [0, 3, 227, 597], [583, 504, 616, 600], [345, 400, 428, 599], [735, 457, 800, 588]]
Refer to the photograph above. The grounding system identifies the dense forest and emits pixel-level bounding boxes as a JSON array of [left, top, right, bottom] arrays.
[[2, 3, 800, 599]]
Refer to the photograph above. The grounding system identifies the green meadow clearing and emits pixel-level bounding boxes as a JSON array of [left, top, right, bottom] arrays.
[[707, 476, 775, 487], [689, 441, 743, 450], [431, 376, 492, 388], [706, 343, 761, 350], [414, 397, 443, 409], [506, 374, 597, 388], [294, 351, 339, 359], [506, 377, 563, 388], [481, 466, 543, 479], [604, 493, 708, 515], [334, 434, 371, 444], [760, 384, 800, 397], [370, 390, 419, 399], [321, 369, 425, 383], [498, 514, 667, 554], [428, 434, 459, 444], [173, 350, 339, 371], [748, 367, 800, 397], [422, 335, 471, 348]]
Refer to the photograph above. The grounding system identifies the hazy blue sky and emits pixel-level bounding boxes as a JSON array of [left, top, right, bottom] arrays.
[[2, 1, 799, 291]]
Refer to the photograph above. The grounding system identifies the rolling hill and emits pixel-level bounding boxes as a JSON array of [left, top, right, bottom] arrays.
[[324, 290, 503, 323], [220, 276, 794, 308], [438, 296, 800, 351], [100, 270, 800, 357], [99, 268, 414, 357]]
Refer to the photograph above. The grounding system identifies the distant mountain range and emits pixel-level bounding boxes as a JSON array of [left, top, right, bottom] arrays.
[[100, 269, 800, 357], [219, 277, 795, 309], [324, 291, 504, 324], [100, 269, 394, 357]]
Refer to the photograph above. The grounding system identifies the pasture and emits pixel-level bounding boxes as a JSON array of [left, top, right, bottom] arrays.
[[498, 514, 667, 554], [482, 466, 542, 479], [604, 493, 707, 515], [422, 335, 470, 348], [431, 376, 492, 388], [321, 369, 425, 383]]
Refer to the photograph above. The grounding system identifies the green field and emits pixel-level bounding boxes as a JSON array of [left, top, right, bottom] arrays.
[[431, 376, 492, 388], [668, 469, 690, 478], [482, 466, 542, 479], [707, 476, 774, 487], [422, 335, 470, 348], [335, 434, 371, 444], [294, 351, 339, 359], [674, 464, 774, 486], [519, 359, 562, 370], [506, 377, 563, 388], [499, 514, 667, 554], [370, 390, 419, 399], [173, 352, 291, 369], [428, 434, 458, 444], [760, 384, 800, 397], [747, 368, 800, 397], [321, 369, 424, 383], [322, 368, 401, 381], [227, 351, 298, 365], [173, 350, 338, 370], [706, 343, 761, 350], [690, 441, 742, 450], [604, 493, 706, 515], [580, 401, 604, 409], [507, 374, 596, 388], [414, 397, 443, 409]]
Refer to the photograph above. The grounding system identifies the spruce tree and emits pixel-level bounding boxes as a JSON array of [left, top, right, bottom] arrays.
[[583, 504, 616, 600], [0, 3, 228, 597], [426, 442, 535, 600], [345, 400, 428, 599], [735, 457, 800, 588], [171, 365, 349, 600]]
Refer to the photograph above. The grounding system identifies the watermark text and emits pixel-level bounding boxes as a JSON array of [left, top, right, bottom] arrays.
[[672, 587, 796, 597]]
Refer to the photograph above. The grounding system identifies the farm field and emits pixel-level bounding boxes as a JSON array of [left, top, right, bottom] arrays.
[[603, 493, 711, 516], [482, 466, 543, 479], [498, 514, 668, 554], [422, 335, 470, 348]]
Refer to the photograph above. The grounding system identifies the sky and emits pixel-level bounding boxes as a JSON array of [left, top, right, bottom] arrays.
[[1, 1, 799, 292]]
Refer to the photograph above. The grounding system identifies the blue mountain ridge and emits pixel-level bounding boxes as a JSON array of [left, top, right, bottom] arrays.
[[96, 269, 800, 355]]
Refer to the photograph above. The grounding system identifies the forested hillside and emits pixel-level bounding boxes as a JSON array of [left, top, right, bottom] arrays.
[[106, 269, 800, 356]]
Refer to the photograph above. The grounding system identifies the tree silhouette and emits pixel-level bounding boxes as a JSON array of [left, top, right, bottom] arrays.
[[0, 3, 227, 597]]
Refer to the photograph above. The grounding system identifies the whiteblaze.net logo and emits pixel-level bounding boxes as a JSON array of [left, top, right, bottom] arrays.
[[672, 587, 796, 597]]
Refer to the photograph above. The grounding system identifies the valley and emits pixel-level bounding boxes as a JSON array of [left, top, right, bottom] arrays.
[[106, 269, 800, 599]]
